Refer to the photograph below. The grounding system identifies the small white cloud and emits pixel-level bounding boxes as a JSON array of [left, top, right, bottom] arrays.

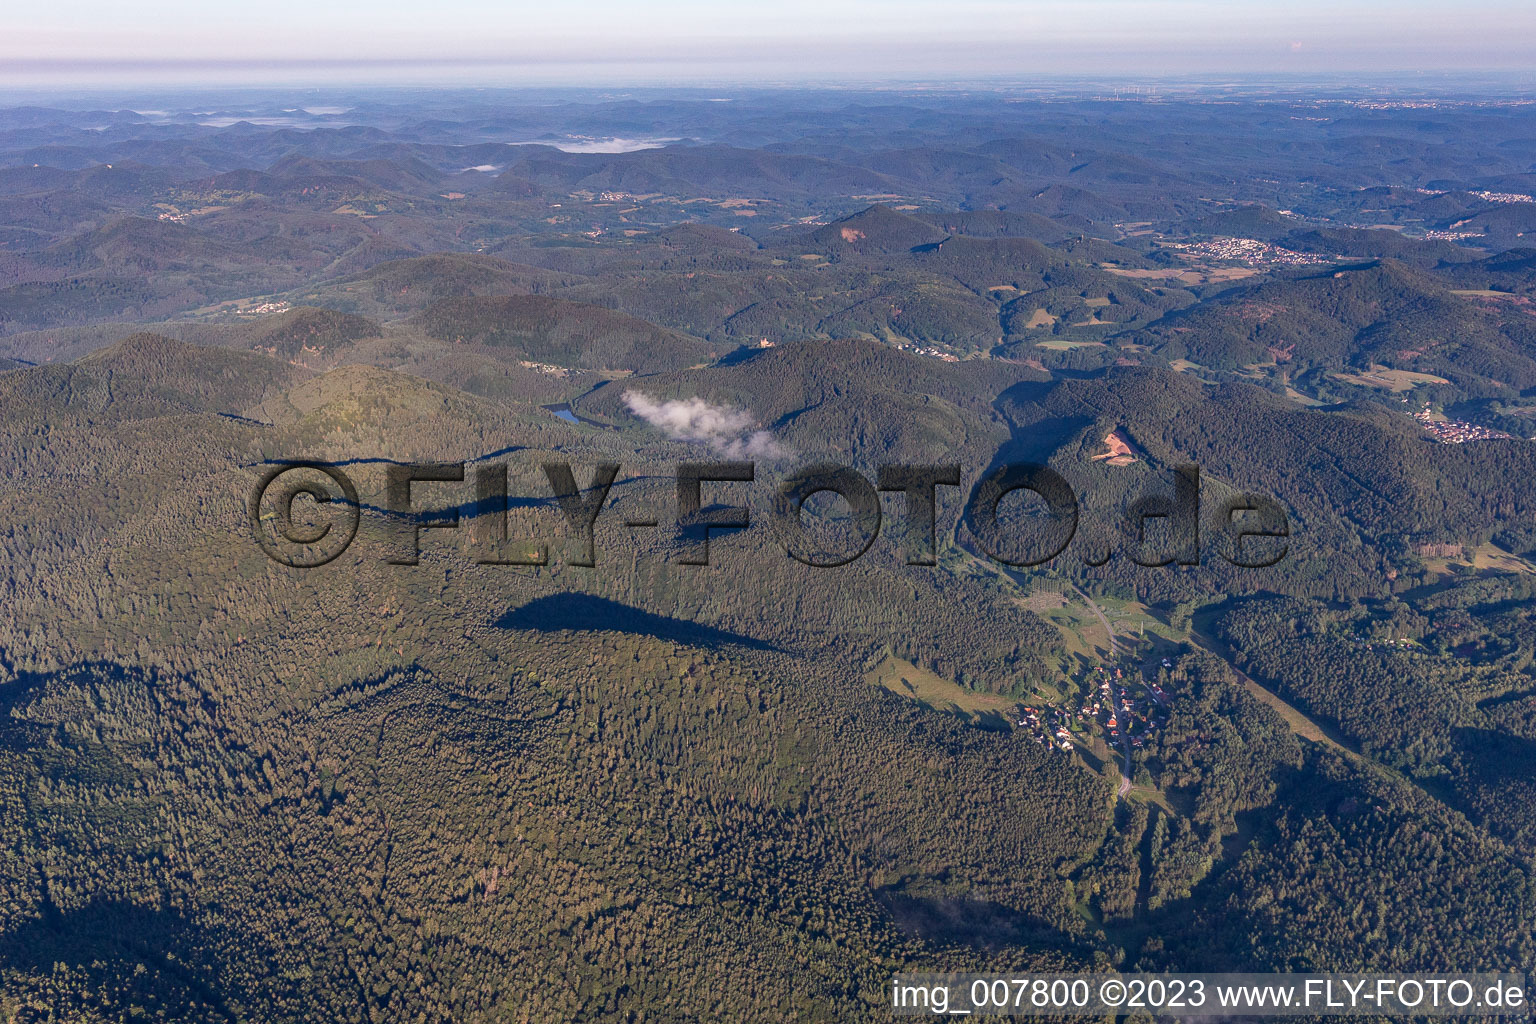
[[623, 392, 787, 459]]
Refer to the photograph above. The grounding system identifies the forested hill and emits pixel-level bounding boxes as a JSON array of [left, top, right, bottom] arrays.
[[6, 86, 1536, 1020]]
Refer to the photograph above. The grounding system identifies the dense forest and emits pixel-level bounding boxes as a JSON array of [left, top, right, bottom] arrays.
[[4, 85, 1536, 1019]]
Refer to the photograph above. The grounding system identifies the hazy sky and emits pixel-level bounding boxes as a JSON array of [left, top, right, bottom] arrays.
[[6, 0, 1536, 85]]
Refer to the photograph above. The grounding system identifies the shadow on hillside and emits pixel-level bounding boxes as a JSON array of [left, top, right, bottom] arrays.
[[0, 899, 239, 1021], [1449, 726, 1536, 848], [496, 593, 774, 651]]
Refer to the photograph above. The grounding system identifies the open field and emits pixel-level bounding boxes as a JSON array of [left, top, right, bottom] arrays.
[[1472, 543, 1536, 572], [1039, 600, 1114, 661], [1036, 338, 1105, 350], [866, 654, 1019, 723], [1422, 540, 1536, 576], [1105, 265, 1260, 285], [1103, 267, 1191, 279], [1238, 678, 1336, 746], [1330, 366, 1449, 392]]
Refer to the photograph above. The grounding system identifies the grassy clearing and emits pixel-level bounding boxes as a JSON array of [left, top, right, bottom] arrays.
[[1040, 601, 1113, 661], [1200, 266, 1262, 282], [1125, 783, 1177, 815], [866, 655, 1018, 724], [1423, 540, 1536, 576], [1238, 678, 1336, 746], [1471, 543, 1536, 572], [1037, 338, 1105, 351], [1284, 386, 1324, 406], [1330, 366, 1449, 392], [1103, 267, 1185, 279], [1110, 265, 1260, 285]]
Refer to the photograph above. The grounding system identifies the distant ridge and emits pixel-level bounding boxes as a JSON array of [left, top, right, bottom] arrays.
[[1188, 204, 1297, 241], [415, 294, 716, 373], [913, 208, 1076, 243]]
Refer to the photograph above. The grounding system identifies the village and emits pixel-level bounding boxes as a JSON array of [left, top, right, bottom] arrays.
[[1412, 405, 1517, 443], [234, 299, 292, 318], [1164, 236, 1331, 267], [1006, 656, 1174, 759], [889, 338, 962, 362]]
